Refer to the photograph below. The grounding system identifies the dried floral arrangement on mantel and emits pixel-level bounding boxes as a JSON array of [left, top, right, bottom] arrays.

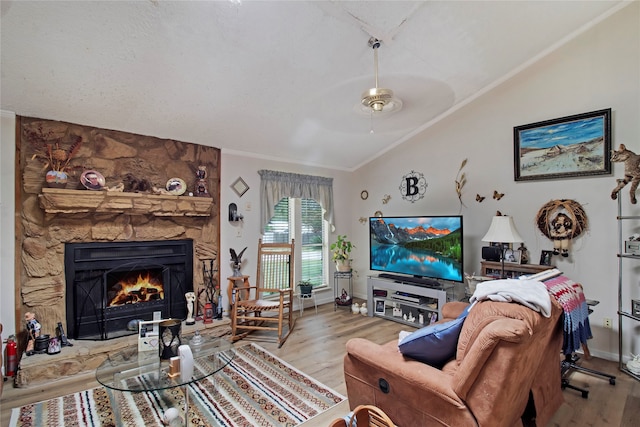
[[24, 123, 84, 188]]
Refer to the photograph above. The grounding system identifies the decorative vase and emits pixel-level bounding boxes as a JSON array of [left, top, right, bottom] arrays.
[[335, 259, 351, 272], [45, 170, 68, 188]]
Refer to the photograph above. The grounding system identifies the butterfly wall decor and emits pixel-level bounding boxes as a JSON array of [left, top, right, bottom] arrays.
[[493, 190, 505, 200], [476, 194, 486, 203]]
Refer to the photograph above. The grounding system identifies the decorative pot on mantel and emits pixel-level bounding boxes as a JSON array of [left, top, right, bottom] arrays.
[[45, 170, 68, 188]]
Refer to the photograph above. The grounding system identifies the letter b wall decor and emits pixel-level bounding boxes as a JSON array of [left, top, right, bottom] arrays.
[[400, 171, 427, 203]]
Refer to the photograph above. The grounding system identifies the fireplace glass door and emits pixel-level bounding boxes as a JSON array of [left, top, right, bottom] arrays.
[[65, 239, 193, 340]]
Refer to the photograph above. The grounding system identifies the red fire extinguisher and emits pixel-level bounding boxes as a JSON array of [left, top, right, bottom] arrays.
[[5, 335, 17, 377]]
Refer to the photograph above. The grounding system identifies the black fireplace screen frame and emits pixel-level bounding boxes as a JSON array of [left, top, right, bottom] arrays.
[[64, 239, 193, 340]]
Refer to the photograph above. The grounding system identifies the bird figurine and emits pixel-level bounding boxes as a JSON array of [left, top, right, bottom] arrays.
[[351, 303, 360, 314], [360, 303, 368, 316]]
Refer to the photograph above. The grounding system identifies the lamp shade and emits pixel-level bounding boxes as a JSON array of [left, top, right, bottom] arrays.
[[481, 215, 524, 244]]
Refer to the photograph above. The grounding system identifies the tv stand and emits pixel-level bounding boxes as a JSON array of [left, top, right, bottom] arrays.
[[377, 273, 442, 288], [367, 276, 454, 328]]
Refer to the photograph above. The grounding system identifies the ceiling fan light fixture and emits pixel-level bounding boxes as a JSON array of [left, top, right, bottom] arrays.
[[361, 87, 394, 111], [359, 37, 402, 116]]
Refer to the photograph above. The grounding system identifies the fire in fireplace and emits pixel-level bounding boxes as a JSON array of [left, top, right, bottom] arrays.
[[107, 268, 165, 306], [65, 240, 193, 340]]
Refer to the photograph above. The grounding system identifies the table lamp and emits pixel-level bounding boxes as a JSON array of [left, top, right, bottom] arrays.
[[481, 214, 524, 279]]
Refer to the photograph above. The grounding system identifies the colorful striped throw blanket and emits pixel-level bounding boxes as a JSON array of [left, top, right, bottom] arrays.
[[542, 274, 592, 354]]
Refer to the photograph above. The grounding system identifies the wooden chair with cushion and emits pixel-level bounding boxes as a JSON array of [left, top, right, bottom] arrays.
[[231, 238, 295, 348]]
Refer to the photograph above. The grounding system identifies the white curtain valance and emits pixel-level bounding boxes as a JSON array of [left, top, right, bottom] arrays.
[[258, 170, 335, 233]]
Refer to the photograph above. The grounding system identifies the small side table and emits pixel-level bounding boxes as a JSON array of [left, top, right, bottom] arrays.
[[334, 271, 353, 310], [227, 275, 250, 311], [297, 291, 318, 316]]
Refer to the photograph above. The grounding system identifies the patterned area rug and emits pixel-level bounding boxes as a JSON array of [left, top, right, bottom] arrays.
[[9, 343, 344, 427]]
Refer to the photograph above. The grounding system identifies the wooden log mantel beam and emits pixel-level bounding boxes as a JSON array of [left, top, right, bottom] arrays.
[[38, 188, 213, 217]]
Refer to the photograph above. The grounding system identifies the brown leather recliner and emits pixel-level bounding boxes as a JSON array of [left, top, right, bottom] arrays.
[[343, 299, 564, 427]]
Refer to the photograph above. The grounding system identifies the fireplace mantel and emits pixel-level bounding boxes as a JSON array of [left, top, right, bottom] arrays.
[[39, 188, 213, 216]]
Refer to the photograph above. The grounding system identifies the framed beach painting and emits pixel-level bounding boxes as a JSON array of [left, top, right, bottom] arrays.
[[513, 108, 611, 181]]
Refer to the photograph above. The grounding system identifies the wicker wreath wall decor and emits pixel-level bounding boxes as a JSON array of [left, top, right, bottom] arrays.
[[535, 199, 588, 258]]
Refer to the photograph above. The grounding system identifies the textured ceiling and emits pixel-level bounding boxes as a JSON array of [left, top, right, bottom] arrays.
[[0, 1, 628, 170]]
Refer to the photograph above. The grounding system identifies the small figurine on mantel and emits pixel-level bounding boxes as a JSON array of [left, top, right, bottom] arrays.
[[185, 292, 196, 325], [518, 243, 529, 264], [25, 311, 41, 356], [194, 166, 209, 197]]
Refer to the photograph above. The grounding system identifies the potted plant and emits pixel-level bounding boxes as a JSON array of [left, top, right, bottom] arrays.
[[298, 280, 313, 296], [330, 234, 354, 272]]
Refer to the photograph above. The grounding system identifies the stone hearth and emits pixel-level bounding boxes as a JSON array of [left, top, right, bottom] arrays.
[[15, 318, 231, 388]]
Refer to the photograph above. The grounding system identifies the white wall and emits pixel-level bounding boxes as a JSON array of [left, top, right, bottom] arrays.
[[1, 111, 16, 372], [219, 152, 354, 313], [352, 3, 639, 361]]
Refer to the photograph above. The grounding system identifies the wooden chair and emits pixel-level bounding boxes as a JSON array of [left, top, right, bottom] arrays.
[[231, 238, 295, 348], [328, 405, 396, 427]]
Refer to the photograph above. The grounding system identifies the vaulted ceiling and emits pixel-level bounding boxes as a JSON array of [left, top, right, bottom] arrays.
[[1, 1, 628, 170]]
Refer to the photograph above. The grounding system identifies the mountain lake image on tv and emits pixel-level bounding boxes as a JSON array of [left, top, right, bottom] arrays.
[[369, 216, 463, 283]]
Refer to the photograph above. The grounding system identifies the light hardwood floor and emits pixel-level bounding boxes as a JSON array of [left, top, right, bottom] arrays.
[[1, 301, 638, 426]]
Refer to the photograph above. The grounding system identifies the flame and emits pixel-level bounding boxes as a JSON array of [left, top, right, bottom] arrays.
[[108, 271, 164, 306]]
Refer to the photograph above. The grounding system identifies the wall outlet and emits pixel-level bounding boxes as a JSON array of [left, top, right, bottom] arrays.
[[603, 318, 613, 328]]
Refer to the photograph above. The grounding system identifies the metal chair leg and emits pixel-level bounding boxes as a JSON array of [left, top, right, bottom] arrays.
[[561, 353, 616, 399]]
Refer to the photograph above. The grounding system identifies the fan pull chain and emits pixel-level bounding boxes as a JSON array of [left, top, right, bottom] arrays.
[[370, 110, 375, 134]]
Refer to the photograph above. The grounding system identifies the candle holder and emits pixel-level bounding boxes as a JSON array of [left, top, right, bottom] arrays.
[[203, 302, 214, 324], [159, 319, 182, 360]]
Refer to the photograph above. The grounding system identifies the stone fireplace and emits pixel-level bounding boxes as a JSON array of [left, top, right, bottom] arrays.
[[65, 239, 193, 340], [17, 116, 220, 344]]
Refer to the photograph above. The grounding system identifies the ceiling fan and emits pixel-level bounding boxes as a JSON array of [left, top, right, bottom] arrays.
[[360, 37, 402, 115]]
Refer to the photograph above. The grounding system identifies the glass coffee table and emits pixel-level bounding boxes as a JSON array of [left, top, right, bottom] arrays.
[[96, 336, 235, 426]]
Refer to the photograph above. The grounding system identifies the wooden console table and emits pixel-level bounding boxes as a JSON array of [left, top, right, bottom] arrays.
[[480, 261, 555, 279]]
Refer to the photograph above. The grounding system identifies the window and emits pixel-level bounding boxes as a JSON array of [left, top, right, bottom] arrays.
[[263, 197, 328, 288]]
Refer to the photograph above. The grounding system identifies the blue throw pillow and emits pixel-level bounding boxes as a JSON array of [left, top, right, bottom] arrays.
[[398, 304, 471, 367]]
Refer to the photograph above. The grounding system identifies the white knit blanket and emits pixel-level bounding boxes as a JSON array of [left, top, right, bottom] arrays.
[[469, 279, 552, 317]]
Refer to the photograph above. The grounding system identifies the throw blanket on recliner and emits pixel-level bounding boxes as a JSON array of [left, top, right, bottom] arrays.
[[543, 274, 592, 355], [470, 279, 552, 317]]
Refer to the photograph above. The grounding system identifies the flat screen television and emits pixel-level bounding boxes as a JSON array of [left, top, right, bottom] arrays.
[[369, 215, 463, 285]]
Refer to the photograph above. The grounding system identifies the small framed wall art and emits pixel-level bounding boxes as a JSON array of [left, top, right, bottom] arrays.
[[231, 177, 249, 197]]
